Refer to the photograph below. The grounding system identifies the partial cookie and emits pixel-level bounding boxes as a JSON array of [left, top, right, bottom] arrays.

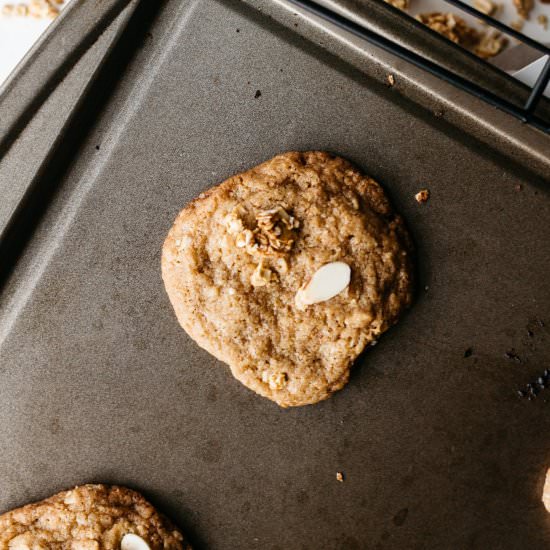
[[162, 151, 414, 407], [0, 484, 189, 549]]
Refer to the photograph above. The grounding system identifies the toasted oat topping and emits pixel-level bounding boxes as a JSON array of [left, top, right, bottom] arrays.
[[250, 260, 275, 287], [225, 204, 299, 257]]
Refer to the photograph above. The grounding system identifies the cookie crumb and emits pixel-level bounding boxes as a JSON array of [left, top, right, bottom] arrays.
[[387, 74, 395, 87], [464, 347, 473, 358], [254, 90, 262, 99], [514, 183, 523, 192], [336, 472, 344, 482], [415, 189, 430, 203]]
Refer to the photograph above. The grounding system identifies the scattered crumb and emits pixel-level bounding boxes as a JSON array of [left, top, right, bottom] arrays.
[[415, 189, 430, 203], [543, 469, 550, 513], [512, 0, 533, 19], [254, 90, 261, 99], [515, 183, 523, 192], [387, 74, 395, 87], [336, 472, 344, 482], [424, 285, 429, 291], [464, 347, 473, 358], [537, 14, 548, 30]]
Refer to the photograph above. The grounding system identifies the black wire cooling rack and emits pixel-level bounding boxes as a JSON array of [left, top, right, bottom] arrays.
[[287, 0, 550, 134]]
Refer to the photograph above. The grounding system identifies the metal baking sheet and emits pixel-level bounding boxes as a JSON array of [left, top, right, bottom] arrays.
[[0, 0, 549, 548]]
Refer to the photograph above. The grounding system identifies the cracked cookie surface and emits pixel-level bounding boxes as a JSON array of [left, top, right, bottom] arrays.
[[0, 484, 189, 549], [162, 151, 414, 407]]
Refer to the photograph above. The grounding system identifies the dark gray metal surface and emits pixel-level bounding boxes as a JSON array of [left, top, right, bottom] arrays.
[[0, 1, 549, 549]]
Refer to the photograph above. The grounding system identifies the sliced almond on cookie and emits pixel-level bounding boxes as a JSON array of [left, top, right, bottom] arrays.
[[295, 262, 351, 310], [121, 534, 151, 550]]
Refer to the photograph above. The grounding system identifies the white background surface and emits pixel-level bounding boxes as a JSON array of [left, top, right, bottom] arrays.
[[0, 0, 548, 87]]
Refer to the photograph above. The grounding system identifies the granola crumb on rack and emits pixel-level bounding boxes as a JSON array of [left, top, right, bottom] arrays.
[[417, 11, 508, 59], [415, 189, 430, 203], [336, 472, 344, 482], [475, 30, 507, 59], [512, 0, 533, 19], [416, 13, 480, 48], [387, 74, 395, 87], [473, 0, 496, 16], [384, 0, 409, 10], [1, 0, 63, 19], [510, 19, 524, 31], [537, 14, 548, 29]]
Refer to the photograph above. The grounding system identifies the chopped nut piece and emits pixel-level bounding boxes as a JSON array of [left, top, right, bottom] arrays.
[[384, 0, 408, 9], [416, 13, 480, 48], [336, 472, 344, 482], [250, 261, 274, 287], [473, 0, 496, 15], [387, 74, 395, 87], [513, 0, 533, 19], [475, 30, 507, 59], [543, 468, 550, 513], [415, 189, 430, 203], [537, 14, 548, 29]]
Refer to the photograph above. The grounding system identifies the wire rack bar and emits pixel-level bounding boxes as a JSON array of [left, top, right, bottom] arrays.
[[286, 0, 549, 133]]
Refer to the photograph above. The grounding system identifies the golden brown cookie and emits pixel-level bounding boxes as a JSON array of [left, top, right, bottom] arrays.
[[162, 151, 413, 407], [0, 484, 189, 549]]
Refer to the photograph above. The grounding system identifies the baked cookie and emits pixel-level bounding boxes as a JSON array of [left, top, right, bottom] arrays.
[[0, 484, 189, 549], [162, 151, 413, 407]]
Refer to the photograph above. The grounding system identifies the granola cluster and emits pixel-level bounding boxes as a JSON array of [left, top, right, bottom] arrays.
[[224, 205, 299, 257], [416, 12, 480, 48], [224, 204, 299, 287], [416, 12, 507, 59]]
